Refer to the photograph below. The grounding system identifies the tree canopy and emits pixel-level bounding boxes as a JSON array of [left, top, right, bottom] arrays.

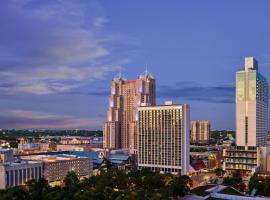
[[0, 169, 192, 200]]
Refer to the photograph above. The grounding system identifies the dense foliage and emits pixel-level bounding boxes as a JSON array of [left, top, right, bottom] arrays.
[[248, 174, 270, 197], [210, 130, 235, 140], [223, 170, 242, 187], [214, 168, 225, 177], [0, 129, 102, 138], [0, 169, 192, 200]]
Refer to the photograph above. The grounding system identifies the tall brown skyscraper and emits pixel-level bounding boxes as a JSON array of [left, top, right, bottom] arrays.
[[103, 70, 156, 153]]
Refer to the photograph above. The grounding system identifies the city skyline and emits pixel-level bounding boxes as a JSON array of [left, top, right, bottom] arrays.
[[1, 1, 270, 130]]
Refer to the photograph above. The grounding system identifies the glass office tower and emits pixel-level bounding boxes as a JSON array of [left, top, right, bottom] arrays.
[[236, 57, 268, 147]]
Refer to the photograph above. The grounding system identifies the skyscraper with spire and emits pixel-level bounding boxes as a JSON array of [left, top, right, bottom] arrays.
[[103, 69, 156, 153]]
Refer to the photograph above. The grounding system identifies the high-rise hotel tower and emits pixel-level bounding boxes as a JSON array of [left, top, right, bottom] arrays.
[[236, 57, 268, 147], [103, 70, 156, 153], [137, 102, 190, 175]]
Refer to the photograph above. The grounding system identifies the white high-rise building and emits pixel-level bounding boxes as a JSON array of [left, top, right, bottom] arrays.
[[236, 56, 268, 147], [137, 102, 190, 175]]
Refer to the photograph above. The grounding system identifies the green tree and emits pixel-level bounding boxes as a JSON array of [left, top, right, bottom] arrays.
[[171, 176, 192, 197], [215, 168, 225, 177], [27, 178, 49, 200], [224, 170, 242, 187], [249, 174, 259, 194], [264, 177, 270, 197], [0, 186, 29, 200], [64, 171, 79, 190]]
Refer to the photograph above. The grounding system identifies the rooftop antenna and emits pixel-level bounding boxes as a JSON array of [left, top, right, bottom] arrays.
[[119, 67, 122, 77]]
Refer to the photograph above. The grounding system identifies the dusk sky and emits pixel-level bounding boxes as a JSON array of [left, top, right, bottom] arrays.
[[1, 0, 270, 130]]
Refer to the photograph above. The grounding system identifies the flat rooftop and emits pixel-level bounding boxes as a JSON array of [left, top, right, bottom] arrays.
[[1, 160, 42, 167], [20, 154, 89, 162]]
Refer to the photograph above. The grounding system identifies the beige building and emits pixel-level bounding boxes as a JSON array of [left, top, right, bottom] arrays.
[[21, 154, 92, 183], [60, 137, 91, 145], [56, 144, 90, 152], [191, 121, 210, 144], [137, 102, 190, 175], [223, 146, 270, 174], [103, 70, 156, 153]]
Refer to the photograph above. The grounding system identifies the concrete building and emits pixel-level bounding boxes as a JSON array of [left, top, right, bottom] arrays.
[[223, 146, 260, 174], [21, 154, 92, 183], [0, 149, 14, 163], [191, 121, 210, 144], [56, 144, 92, 152], [137, 102, 190, 175], [236, 57, 268, 147], [60, 137, 91, 145], [223, 146, 270, 174], [18, 143, 40, 151], [103, 70, 156, 153], [0, 150, 43, 189]]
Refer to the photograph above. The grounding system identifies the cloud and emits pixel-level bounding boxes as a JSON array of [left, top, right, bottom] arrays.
[[86, 82, 235, 104], [93, 17, 109, 28], [158, 83, 235, 103], [0, 0, 127, 95], [0, 62, 125, 94], [0, 109, 103, 129]]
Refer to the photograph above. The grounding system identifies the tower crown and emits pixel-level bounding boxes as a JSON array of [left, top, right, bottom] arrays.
[[139, 69, 154, 79], [245, 56, 258, 71], [113, 72, 126, 81]]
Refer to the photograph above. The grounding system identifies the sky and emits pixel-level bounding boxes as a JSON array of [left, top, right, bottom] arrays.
[[0, 0, 270, 130]]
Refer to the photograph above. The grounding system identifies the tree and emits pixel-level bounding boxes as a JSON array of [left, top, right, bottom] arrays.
[[27, 178, 49, 200], [171, 175, 192, 197], [264, 177, 270, 197], [224, 170, 242, 187], [215, 168, 225, 177], [249, 174, 259, 194], [0, 186, 29, 200], [64, 171, 79, 190]]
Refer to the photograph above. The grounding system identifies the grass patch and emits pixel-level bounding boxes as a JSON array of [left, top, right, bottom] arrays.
[[219, 187, 244, 196], [191, 185, 215, 196]]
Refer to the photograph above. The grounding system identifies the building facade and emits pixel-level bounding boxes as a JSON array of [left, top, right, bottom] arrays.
[[236, 57, 268, 147], [0, 150, 43, 189], [137, 102, 190, 175], [223, 57, 269, 174], [191, 121, 210, 144], [21, 154, 93, 183], [103, 70, 156, 153], [223, 146, 259, 174]]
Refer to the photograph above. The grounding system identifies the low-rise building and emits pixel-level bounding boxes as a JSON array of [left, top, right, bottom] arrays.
[[0, 149, 14, 163], [0, 161, 43, 189], [60, 137, 91, 145], [17, 143, 40, 154], [21, 154, 93, 183], [190, 150, 222, 170], [223, 146, 270, 175], [56, 144, 91, 152]]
